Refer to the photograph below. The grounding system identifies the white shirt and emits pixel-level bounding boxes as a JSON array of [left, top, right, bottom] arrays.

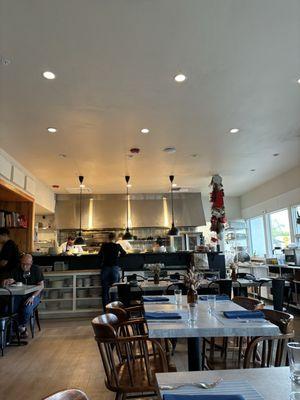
[[117, 239, 132, 252], [59, 242, 83, 254]]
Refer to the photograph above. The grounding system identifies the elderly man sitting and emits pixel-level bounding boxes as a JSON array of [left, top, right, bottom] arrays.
[[5, 253, 44, 338]]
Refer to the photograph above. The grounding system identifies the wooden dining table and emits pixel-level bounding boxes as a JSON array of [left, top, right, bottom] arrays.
[[156, 366, 293, 400], [143, 295, 279, 371]]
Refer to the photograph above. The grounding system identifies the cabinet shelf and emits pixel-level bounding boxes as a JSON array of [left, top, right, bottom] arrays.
[[76, 297, 101, 300]]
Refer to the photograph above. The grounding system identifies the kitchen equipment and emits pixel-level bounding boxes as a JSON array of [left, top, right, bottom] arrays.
[[54, 261, 68, 271], [284, 248, 300, 265]]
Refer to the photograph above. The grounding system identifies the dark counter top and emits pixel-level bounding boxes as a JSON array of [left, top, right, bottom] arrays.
[[33, 251, 192, 271]]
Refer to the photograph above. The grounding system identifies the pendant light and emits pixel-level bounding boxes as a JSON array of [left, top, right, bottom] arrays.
[[74, 175, 86, 246], [168, 175, 179, 236], [123, 175, 133, 240]]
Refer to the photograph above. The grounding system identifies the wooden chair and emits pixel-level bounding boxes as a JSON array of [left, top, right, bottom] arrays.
[[243, 309, 294, 368], [105, 301, 144, 321], [43, 389, 89, 400], [165, 282, 187, 295], [29, 306, 41, 338], [233, 296, 264, 311], [91, 313, 173, 399], [116, 283, 143, 307]]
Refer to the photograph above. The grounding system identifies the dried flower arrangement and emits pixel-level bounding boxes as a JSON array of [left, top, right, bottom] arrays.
[[184, 267, 202, 290]]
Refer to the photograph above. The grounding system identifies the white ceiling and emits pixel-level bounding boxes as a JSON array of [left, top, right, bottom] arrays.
[[1, 0, 300, 196]]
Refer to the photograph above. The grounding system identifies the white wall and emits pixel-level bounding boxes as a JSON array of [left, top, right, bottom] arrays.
[[241, 165, 300, 219], [0, 148, 55, 213], [202, 195, 241, 221]]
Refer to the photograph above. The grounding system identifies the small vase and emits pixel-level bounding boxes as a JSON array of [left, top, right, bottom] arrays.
[[187, 287, 198, 304], [154, 273, 160, 284]]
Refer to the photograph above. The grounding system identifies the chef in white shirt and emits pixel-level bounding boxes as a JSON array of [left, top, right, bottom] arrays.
[[116, 233, 132, 252], [59, 236, 83, 254]]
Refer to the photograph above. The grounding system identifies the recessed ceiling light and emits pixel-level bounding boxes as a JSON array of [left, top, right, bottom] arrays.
[[191, 154, 199, 158], [250, 169, 256, 172], [59, 153, 67, 158], [273, 153, 279, 157], [163, 147, 176, 153], [174, 74, 186, 82], [141, 128, 150, 134], [42, 71, 56, 80], [297, 78, 300, 84], [229, 128, 240, 134], [47, 127, 57, 133]]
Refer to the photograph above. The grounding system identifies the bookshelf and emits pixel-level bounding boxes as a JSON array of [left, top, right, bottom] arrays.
[[0, 178, 34, 252]]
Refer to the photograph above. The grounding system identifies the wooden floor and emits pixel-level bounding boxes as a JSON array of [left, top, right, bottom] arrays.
[[1, 313, 299, 400], [0, 317, 188, 400]]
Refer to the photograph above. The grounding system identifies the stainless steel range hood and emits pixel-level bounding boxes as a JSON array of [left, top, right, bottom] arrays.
[[55, 192, 206, 229]]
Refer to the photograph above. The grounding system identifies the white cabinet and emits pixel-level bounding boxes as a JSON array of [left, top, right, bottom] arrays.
[[41, 270, 101, 318]]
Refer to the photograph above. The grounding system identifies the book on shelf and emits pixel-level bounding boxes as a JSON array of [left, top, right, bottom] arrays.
[[0, 210, 28, 228]]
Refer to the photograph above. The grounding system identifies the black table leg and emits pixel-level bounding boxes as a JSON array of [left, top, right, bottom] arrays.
[[187, 337, 202, 371]]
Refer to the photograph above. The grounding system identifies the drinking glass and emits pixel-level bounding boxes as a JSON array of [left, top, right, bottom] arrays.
[[174, 289, 182, 305], [188, 303, 198, 322], [207, 295, 216, 314], [288, 343, 300, 384], [290, 392, 300, 400], [23, 270, 31, 286]]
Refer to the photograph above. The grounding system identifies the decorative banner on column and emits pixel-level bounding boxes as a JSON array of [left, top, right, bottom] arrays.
[[210, 174, 226, 240]]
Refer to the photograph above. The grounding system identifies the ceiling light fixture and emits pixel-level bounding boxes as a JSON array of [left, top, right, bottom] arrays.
[[163, 147, 176, 153], [297, 78, 300, 84], [42, 71, 56, 80], [273, 153, 279, 157], [123, 175, 133, 240], [172, 183, 177, 187], [168, 175, 179, 236], [141, 128, 150, 134], [174, 74, 186, 82], [126, 183, 132, 188], [74, 176, 86, 246], [229, 128, 240, 134], [250, 169, 256, 172], [47, 127, 57, 133]]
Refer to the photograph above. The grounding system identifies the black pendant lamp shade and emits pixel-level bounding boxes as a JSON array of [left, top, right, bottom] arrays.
[[123, 175, 133, 240], [168, 175, 179, 236], [74, 175, 86, 246]]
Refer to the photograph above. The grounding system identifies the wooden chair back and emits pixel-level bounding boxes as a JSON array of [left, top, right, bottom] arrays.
[[91, 313, 169, 395], [243, 309, 294, 368], [43, 389, 89, 400], [165, 282, 187, 295], [233, 296, 264, 311]]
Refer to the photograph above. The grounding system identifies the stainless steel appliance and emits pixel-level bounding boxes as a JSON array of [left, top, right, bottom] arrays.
[[284, 248, 300, 265]]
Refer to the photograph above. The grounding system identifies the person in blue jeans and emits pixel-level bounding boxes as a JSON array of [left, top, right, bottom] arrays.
[[98, 232, 126, 309], [5, 253, 44, 338]]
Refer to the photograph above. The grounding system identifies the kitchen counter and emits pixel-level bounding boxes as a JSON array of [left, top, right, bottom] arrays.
[[33, 251, 193, 271]]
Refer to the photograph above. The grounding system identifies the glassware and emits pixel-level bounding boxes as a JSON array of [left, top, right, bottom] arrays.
[[207, 295, 216, 314], [288, 343, 300, 384], [187, 287, 198, 304], [174, 289, 182, 305], [23, 270, 31, 286], [188, 303, 198, 322], [290, 392, 300, 400]]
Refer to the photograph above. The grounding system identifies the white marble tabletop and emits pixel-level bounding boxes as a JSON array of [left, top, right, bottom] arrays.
[[144, 295, 279, 339], [0, 284, 40, 296], [156, 366, 293, 400]]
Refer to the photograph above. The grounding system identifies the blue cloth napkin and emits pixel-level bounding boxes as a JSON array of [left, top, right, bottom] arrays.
[[223, 310, 265, 319], [143, 296, 170, 302], [145, 312, 182, 320], [199, 295, 230, 301], [163, 395, 245, 400]]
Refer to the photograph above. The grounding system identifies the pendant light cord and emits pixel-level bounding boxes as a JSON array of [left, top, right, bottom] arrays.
[[79, 185, 82, 234], [126, 185, 129, 229], [171, 183, 175, 225]]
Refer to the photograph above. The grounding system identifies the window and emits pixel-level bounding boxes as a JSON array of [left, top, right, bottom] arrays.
[[249, 216, 266, 256], [269, 209, 291, 250]]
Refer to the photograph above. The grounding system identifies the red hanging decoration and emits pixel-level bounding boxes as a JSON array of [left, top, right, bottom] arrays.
[[210, 174, 226, 238]]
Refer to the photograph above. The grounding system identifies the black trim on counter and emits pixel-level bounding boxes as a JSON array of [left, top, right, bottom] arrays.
[[33, 252, 193, 271]]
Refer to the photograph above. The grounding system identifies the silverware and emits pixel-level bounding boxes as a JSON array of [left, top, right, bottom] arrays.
[[159, 377, 223, 390]]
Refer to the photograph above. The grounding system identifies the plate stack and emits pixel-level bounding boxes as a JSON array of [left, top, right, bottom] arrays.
[[91, 275, 100, 287]]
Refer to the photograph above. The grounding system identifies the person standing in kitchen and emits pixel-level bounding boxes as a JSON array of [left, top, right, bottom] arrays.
[[0, 227, 20, 279], [98, 232, 126, 308], [116, 232, 132, 252], [59, 235, 83, 254]]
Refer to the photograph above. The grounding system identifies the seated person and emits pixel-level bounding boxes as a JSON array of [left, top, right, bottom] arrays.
[[5, 253, 44, 338]]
